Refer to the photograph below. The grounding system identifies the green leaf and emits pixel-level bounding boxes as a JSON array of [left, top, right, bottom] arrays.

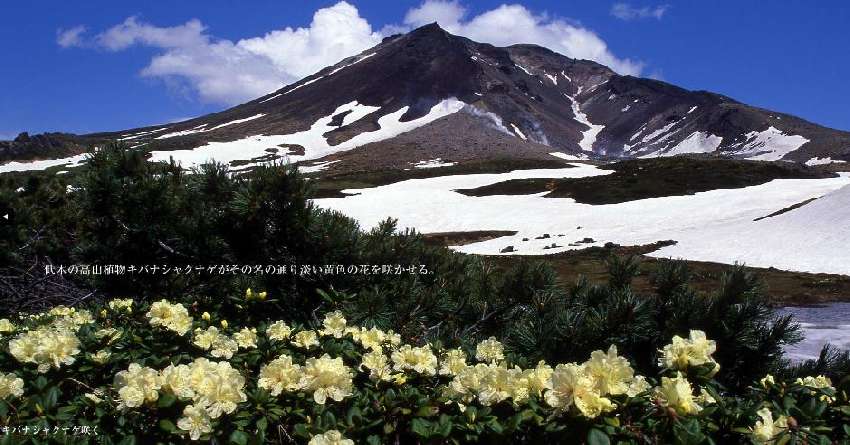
[[159, 419, 177, 433], [229, 430, 249, 445], [411, 418, 432, 438], [588, 428, 611, 445], [157, 393, 177, 408]]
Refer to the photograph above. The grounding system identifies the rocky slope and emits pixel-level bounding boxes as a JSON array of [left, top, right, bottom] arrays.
[[3, 23, 849, 173]]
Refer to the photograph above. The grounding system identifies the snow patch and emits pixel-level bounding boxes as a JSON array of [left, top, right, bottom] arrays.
[[147, 98, 466, 170], [806, 157, 847, 166], [298, 160, 340, 173], [566, 89, 605, 152], [549, 152, 588, 161], [511, 124, 527, 140], [0, 153, 89, 173], [733, 126, 809, 161], [313, 165, 850, 274], [411, 158, 456, 169], [545, 73, 558, 85], [653, 132, 723, 157]]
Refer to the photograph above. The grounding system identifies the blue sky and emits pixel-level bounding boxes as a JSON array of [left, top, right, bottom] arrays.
[[1, 1, 848, 139]]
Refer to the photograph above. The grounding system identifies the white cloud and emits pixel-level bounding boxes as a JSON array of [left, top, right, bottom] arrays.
[[80, 2, 381, 105], [610, 3, 669, 21], [403, 1, 643, 76], [65, 1, 643, 104], [56, 25, 87, 48]]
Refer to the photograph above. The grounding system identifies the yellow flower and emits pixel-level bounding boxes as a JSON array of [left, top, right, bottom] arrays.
[[0, 318, 15, 333], [8, 326, 81, 373], [292, 330, 320, 349], [233, 328, 258, 349], [95, 327, 122, 343], [108, 298, 134, 313], [179, 359, 247, 418], [544, 363, 615, 418], [319, 311, 347, 338], [201, 312, 211, 321], [258, 355, 303, 396], [475, 337, 504, 364], [114, 363, 162, 408], [391, 345, 438, 376], [658, 330, 719, 376], [795, 375, 832, 390], [583, 345, 635, 396], [439, 348, 468, 376], [360, 350, 391, 380], [698, 387, 716, 405], [300, 354, 354, 404], [656, 372, 701, 415], [161, 363, 196, 399], [626, 375, 651, 397], [266, 321, 292, 341], [308, 430, 354, 445], [257, 291, 268, 301], [751, 407, 788, 444], [760, 374, 775, 388], [91, 349, 112, 365], [245, 288, 254, 301], [84, 392, 103, 404], [0, 372, 24, 400], [354, 327, 386, 351], [177, 404, 213, 441], [193, 326, 239, 359], [220, 320, 228, 330], [146, 300, 193, 336]]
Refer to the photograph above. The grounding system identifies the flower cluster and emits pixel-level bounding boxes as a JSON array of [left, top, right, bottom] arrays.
[[0, 318, 15, 333], [107, 298, 134, 313], [145, 300, 193, 335], [0, 372, 24, 400], [112, 358, 246, 440], [751, 407, 788, 444], [658, 330, 719, 375], [308, 430, 354, 445], [8, 326, 81, 373], [544, 346, 647, 417], [391, 345, 438, 376], [193, 326, 239, 359], [258, 354, 354, 404]]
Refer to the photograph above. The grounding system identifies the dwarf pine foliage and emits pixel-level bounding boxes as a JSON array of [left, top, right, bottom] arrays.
[[0, 144, 849, 442]]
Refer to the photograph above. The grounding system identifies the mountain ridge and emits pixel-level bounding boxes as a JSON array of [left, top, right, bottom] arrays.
[[2, 23, 849, 172]]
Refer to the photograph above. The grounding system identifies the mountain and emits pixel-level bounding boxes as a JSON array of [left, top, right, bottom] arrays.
[[3, 23, 849, 174]]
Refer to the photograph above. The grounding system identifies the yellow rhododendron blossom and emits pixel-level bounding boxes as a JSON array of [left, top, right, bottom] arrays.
[[0, 372, 24, 400], [751, 407, 788, 444], [360, 350, 394, 382], [391, 345, 438, 376], [178, 404, 213, 441], [266, 321, 292, 341], [795, 375, 832, 390], [475, 337, 505, 363], [0, 318, 15, 333], [656, 372, 701, 415], [760, 374, 775, 388], [220, 320, 228, 330], [439, 348, 468, 376], [353, 327, 385, 351], [114, 363, 162, 408], [545, 363, 615, 418], [308, 430, 354, 445], [9, 326, 81, 373], [258, 355, 303, 396], [658, 330, 719, 376], [300, 354, 353, 404], [193, 326, 239, 359], [91, 349, 111, 365], [146, 300, 193, 336], [292, 330, 320, 349], [108, 298, 134, 313], [201, 312, 211, 321], [95, 327, 121, 343], [583, 345, 635, 396], [176, 359, 247, 418], [320, 311, 347, 338], [233, 327, 258, 349]]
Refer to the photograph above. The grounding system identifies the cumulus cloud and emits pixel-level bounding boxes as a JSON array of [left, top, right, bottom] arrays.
[[610, 3, 669, 21], [403, 1, 643, 76], [75, 2, 381, 105], [64, 1, 643, 104], [56, 25, 87, 48]]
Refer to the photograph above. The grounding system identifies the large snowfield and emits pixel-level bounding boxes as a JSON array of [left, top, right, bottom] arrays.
[[314, 163, 850, 275]]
